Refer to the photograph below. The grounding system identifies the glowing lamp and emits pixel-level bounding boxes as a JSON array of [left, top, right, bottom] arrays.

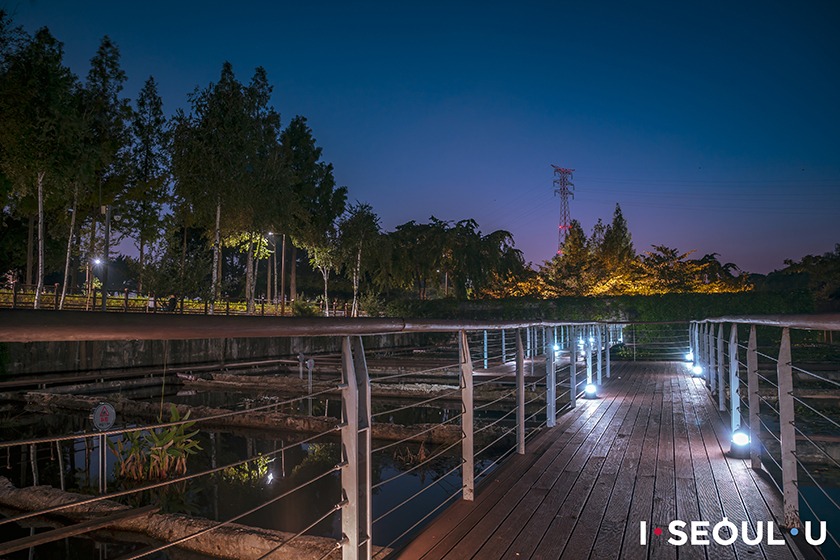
[[685, 351, 694, 362], [553, 344, 560, 352], [729, 430, 750, 458], [584, 383, 598, 399], [691, 365, 703, 377]]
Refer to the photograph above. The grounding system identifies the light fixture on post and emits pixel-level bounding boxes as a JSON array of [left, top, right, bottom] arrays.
[[729, 430, 750, 459], [691, 365, 703, 377]]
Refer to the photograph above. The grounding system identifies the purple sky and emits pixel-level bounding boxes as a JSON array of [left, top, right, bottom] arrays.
[[10, 0, 840, 274]]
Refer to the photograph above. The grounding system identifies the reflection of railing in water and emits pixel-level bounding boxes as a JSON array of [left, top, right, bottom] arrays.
[[690, 314, 840, 555], [0, 311, 624, 559]]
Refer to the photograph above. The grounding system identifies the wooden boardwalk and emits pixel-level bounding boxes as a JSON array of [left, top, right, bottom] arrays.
[[395, 361, 815, 560]]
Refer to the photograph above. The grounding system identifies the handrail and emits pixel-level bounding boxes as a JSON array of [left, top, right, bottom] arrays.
[[0, 309, 612, 342], [689, 315, 840, 540], [0, 317, 623, 560], [696, 313, 840, 330]]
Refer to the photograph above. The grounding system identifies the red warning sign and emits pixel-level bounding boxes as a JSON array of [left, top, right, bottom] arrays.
[[92, 403, 116, 431]]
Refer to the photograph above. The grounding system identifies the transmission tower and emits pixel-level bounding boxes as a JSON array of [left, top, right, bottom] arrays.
[[552, 165, 575, 254]]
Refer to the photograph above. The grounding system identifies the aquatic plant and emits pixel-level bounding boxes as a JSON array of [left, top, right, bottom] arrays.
[[108, 405, 202, 481]]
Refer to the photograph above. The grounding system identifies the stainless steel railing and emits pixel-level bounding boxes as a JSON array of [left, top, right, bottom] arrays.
[[0, 310, 621, 560], [690, 314, 840, 553]]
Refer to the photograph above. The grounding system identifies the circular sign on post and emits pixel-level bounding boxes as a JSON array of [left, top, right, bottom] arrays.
[[92, 402, 116, 431]]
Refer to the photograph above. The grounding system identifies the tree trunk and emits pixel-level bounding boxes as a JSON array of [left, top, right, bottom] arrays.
[[289, 245, 297, 302], [266, 240, 272, 304], [279, 234, 286, 313], [138, 238, 145, 295], [34, 171, 46, 309], [179, 225, 187, 296], [320, 266, 329, 316], [60, 184, 79, 309], [25, 214, 34, 286], [210, 198, 221, 314], [245, 235, 255, 314], [352, 245, 362, 317]]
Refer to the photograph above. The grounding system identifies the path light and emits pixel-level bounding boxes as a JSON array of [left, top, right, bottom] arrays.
[[584, 383, 598, 399], [685, 351, 694, 362], [729, 430, 750, 459], [553, 344, 560, 352], [267, 472, 275, 484], [691, 365, 703, 377]]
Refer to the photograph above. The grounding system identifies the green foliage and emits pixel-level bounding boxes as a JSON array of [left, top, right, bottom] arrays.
[[382, 291, 812, 322], [222, 453, 274, 485], [108, 404, 202, 481], [291, 299, 319, 316], [764, 244, 840, 311]]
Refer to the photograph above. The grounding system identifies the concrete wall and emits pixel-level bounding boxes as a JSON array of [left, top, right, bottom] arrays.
[[1, 332, 447, 376]]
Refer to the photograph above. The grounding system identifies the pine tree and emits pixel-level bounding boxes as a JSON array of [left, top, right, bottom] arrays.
[[120, 76, 169, 294]]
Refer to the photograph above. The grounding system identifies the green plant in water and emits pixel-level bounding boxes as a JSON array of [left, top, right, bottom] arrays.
[[108, 405, 202, 481], [222, 453, 275, 485]]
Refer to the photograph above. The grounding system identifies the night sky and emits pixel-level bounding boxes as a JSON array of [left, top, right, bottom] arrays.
[[8, 0, 840, 274]]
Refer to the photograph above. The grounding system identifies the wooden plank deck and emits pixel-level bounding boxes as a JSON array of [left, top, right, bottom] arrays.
[[394, 361, 815, 560]]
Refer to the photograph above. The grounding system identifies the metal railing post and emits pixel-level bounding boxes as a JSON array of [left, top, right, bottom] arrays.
[[546, 327, 556, 428], [570, 327, 577, 408], [693, 322, 699, 360], [729, 324, 740, 432], [717, 323, 725, 411], [586, 327, 593, 385], [516, 329, 525, 454], [747, 325, 761, 470], [501, 329, 507, 363], [605, 325, 611, 379], [482, 330, 488, 370], [777, 327, 800, 529], [596, 325, 603, 386], [526, 327, 531, 359], [340, 336, 372, 559], [706, 323, 715, 392], [459, 330, 474, 501]]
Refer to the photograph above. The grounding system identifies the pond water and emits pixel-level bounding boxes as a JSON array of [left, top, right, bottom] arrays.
[[0, 389, 515, 559]]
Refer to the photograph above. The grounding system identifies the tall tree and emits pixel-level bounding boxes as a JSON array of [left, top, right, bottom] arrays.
[[338, 202, 380, 316], [280, 116, 346, 313], [119, 76, 169, 294], [0, 27, 78, 307], [83, 35, 131, 296], [172, 63, 285, 313], [389, 219, 446, 300], [542, 219, 591, 296], [601, 203, 634, 269]]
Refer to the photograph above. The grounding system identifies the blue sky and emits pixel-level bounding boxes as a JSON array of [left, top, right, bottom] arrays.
[[8, 0, 840, 273]]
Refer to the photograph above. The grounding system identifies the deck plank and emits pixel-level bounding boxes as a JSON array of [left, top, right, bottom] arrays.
[[393, 361, 812, 560]]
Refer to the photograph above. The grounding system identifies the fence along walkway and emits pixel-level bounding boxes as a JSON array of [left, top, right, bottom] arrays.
[[395, 361, 810, 560]]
